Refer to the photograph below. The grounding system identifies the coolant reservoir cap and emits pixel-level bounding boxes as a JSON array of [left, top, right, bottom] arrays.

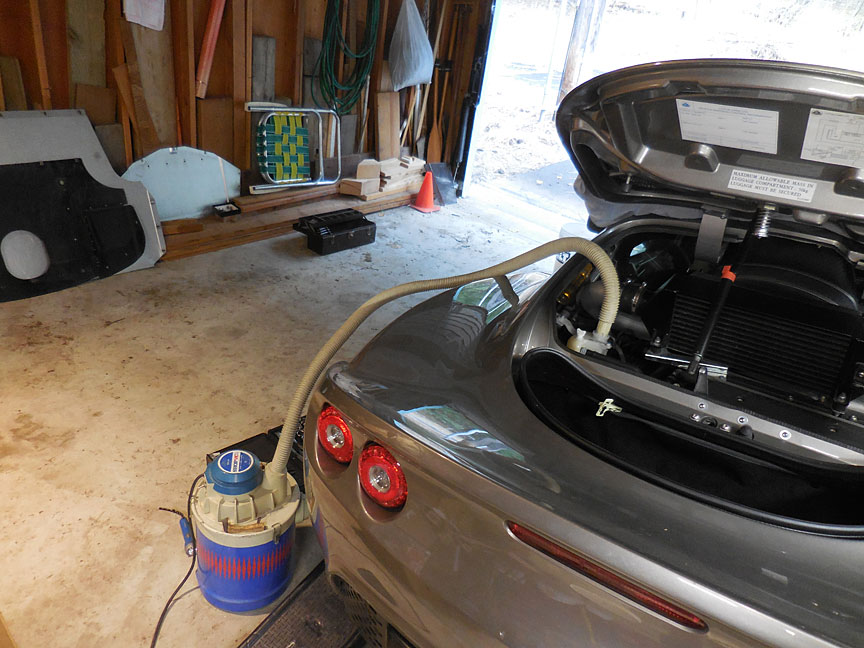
[[206, 449, 263, 495]]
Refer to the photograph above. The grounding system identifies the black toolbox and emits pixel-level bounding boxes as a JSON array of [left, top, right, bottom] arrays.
[[293, 208, 376, 255]]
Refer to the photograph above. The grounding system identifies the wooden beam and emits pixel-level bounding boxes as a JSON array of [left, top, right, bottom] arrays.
[[195, 0, 227, 98], [105, 0, 133, 165], [28, 0, 52, 108], [375, 91, 400, 160], [292, 0, 304, 103], [171, 0, 196, 146], [119, 19, 162, 153], [112, 64, 141, 156], [39, 0, 70, 107], [163, 192, 414, 261], [368, 0, 390, 153], [416, 0, 448, 147], [233, 184, 340, 213], [230, 0, 248, 169]]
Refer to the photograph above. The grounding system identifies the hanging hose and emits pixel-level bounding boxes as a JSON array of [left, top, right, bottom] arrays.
[[313, 0, 381, 115], [267, 237, 620, 477]]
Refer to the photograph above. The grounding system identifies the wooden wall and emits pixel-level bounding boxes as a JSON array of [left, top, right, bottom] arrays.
[[0, 0, 491, 176]]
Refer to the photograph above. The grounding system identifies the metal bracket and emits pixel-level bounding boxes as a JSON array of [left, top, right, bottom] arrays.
[[695, 210, 727, 263], [596, 398, 622, 417], [493, 275, 518, 307], [645, 352, 728, 381]]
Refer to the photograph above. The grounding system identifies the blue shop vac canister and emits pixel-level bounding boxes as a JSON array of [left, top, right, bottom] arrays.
[[190, 449, 301, 612]]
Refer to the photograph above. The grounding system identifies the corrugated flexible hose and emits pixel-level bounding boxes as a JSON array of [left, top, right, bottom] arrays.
[[268, 236, 620, 476]]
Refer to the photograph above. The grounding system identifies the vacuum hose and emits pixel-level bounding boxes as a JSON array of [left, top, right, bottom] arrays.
[[267, 236, 619, 476]]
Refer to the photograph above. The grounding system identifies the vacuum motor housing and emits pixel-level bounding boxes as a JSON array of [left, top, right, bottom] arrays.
[[191, 449, 300, 612]]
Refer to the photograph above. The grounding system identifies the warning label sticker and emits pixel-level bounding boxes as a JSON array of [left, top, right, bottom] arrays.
[[676, 99, 779, 154], [801, 108, 864, 168], [727, 169, 817, 203]]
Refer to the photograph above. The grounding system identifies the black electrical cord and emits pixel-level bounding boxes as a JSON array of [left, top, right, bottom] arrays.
[[312, 0, 380, 115], [150, 474, 205, 648]]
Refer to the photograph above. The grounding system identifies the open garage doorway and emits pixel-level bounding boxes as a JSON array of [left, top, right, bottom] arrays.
[[461, 0, 864, 236]]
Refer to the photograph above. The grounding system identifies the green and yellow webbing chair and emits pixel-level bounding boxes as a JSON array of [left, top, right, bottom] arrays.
[[246, 104, 341, 194]]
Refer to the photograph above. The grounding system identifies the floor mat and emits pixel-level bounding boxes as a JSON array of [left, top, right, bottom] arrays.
[[239, 563, 361, 648]]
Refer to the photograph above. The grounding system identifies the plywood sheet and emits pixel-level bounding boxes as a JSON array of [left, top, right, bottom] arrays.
[[66, 0, 106, 88], [251, 0, 302, 102], [129, 10, 178, 146], [251, 34, 275, 102], [197, 95, 233, 161], [119, 20, 163, 153], [74, 83, 116, 125]]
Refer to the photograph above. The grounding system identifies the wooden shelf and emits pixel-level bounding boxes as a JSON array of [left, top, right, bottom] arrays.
[[162, 191, 416, 261]]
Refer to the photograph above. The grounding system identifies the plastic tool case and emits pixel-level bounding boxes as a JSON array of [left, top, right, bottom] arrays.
[[293, 209, 376, 255]]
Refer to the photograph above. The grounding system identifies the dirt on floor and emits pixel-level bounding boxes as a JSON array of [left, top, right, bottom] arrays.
[[469, 0, 575, 187]]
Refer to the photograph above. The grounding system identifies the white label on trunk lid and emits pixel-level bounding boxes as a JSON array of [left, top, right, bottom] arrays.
[[728, 168, 817, 203], [801, 108, 864, 168], [676, 99, 779, 154]]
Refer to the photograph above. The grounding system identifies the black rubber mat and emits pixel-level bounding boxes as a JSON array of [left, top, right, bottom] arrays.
[[239, 563, 361, 648]]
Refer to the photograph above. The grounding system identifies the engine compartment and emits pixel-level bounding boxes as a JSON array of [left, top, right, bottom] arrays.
[[517, 221, 864, 531], [556, 229, 864, 421]]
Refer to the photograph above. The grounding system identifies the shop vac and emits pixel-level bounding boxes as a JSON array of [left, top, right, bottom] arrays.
[[189, 448, 301, 611], [177, 236, 619, 615]]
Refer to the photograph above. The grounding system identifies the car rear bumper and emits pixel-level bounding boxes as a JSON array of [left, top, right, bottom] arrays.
[[303, 385, 842, 648]]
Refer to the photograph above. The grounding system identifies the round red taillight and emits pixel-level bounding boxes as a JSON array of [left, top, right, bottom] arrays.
[[317, 406, 354, 464], [358, 444, 407, 509]]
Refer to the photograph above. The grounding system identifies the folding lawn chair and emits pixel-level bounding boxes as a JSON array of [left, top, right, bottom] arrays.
[[246, 104, 341, 194]]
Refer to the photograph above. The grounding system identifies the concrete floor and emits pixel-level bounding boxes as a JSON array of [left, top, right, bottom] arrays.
[[0, 196, 589, 648]]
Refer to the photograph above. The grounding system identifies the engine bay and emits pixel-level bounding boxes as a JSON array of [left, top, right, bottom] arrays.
[[554, 222, 864, 457], [505, 219, 864, 529]]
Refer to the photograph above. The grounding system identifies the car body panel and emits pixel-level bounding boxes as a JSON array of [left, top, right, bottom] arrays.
[[556, 59, 864, 230], [306, 59, 864, 647], [305, 250, 864, 646], [307, 385, 819, 648]]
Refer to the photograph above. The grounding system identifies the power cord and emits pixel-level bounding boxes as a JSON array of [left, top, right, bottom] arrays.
[[150, 474, 205, 648]]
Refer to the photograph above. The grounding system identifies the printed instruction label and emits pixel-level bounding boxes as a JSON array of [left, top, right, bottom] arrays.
[[801, 108, 864, 168], [677, 99, 779, 154], [728, 168, 817, 203]]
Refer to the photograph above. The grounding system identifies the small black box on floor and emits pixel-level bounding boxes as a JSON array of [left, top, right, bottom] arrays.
[[293, 208, 375, 255]]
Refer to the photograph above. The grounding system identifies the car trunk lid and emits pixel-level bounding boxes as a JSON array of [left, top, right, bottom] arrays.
[[556, 59, 864, 232]]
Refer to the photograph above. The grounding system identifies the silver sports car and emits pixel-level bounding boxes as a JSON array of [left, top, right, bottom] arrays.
[[303, 60, 864, 647]]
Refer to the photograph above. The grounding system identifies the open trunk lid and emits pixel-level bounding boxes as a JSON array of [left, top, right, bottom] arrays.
[[556, 59, 864, 231]]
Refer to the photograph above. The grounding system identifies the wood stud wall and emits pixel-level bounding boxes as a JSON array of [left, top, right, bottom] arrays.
[[0, 0, 490, 176]]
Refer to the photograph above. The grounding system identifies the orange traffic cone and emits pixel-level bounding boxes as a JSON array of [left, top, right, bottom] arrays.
[[411, 171, 440, 213]]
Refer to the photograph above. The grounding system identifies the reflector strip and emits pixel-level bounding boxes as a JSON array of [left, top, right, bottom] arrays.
[[507, 522, 708, 632]]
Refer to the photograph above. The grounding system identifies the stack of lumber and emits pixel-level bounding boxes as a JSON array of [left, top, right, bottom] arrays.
[[338, 155, 425, 201], [164, 190, 415, 261]]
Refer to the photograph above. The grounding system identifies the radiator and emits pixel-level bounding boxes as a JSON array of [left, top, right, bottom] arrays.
[[666, 292, 852, 404]]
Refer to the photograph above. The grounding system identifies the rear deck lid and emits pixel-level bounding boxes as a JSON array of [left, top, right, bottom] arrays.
[[557, 59, 864, 228]]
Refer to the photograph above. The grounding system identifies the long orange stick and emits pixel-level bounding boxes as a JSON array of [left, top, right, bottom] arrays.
[[195, 0, 227, 99]]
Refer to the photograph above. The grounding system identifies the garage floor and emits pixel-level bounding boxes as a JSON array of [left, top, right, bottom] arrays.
[[0, 196, 588, 648]]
